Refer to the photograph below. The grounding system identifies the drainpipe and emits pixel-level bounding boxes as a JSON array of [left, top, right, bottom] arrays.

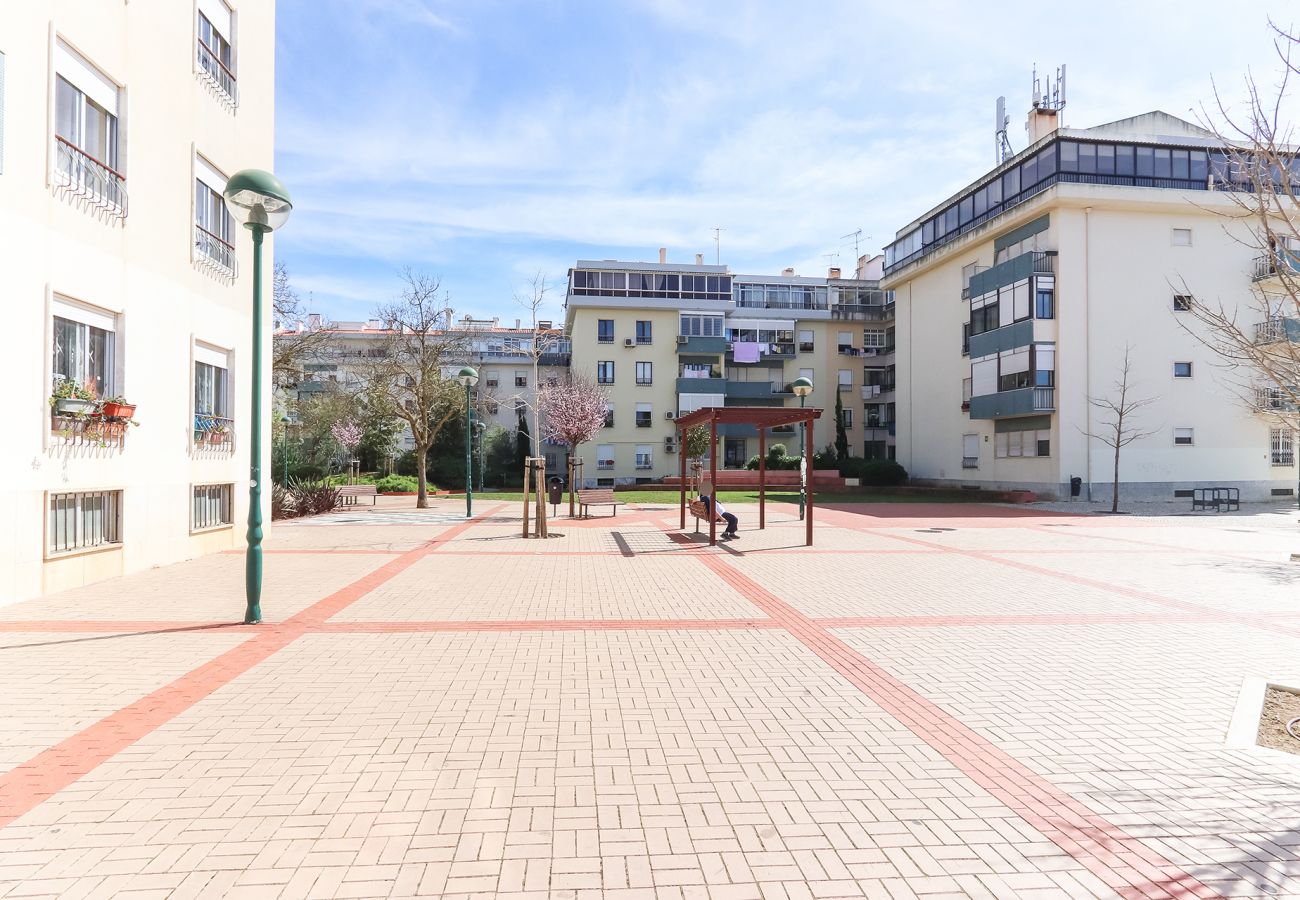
[[1083, 206, 1092, 501]]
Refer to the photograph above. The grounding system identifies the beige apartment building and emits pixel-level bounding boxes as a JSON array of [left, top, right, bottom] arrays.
[[882, 108, 1297, 501], [563, 253, 894, 486], [0, 1, 276, 604]]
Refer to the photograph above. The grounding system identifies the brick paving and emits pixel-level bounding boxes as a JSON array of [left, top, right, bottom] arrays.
[[0, 496, 1297, 898]]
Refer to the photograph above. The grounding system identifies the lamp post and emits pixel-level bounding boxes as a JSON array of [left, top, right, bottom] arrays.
[[223, 169, 292, 625], [456, 366, 479, 517], [280, 415, 291, 485], [791, 377, 813, 521]]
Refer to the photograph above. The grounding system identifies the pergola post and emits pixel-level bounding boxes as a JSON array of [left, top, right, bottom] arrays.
[[709, 414, 718, 547], [678, 422, 686, 530], [805, 411, 814, 546], [758, 427, 766, 530]]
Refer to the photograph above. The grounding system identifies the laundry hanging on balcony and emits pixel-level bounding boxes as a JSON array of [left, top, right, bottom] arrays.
[[732, 341, 761, 363]]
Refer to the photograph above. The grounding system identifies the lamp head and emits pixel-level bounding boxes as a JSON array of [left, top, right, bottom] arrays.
[[456, 366, 479, 387], [791, 376, 814, 397], [223, 169, 293, 232]]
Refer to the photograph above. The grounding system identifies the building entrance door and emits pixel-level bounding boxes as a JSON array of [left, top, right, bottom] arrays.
[[724, 438, 747, 468]]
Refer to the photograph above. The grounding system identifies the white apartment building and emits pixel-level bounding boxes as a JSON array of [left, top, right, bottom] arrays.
[[564, 252, 893, 486], [0, 1, 276, 603], [882, 108, 1297, 501]]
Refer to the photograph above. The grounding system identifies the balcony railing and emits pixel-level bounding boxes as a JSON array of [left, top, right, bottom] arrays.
[[965, 250, 1056, 300], [197, 40, 238, 106], [1251, 252, 1300, 282], [832, 304, 895, 321], [194, 414, 235, 448], [1033, 387, 1055, 411], [734, 297, 828, 311], [962, 457, 979, 469], [1254, 317, 1300, 343], [54, 136, 127, 217], [195, 224, 237, 275]]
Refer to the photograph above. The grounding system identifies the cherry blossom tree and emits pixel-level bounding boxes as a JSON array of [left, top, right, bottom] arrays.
[[330, 420, 364, 480], [539, 373, 608, 512]]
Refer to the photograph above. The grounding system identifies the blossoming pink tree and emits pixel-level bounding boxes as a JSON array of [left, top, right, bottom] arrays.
[[538, 373, 609, 515], [330, 421, 364, 480]]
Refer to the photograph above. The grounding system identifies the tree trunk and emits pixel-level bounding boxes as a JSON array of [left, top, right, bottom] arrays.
[[1111, 442, 1121, 514], [415, 445, 429, 509]]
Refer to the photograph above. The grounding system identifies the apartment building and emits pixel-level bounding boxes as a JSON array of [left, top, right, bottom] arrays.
[[882, 107, 1297, 501], [0, 1, 275, 604], [279, 315, 573, 469], [563, 252, 893, 486]]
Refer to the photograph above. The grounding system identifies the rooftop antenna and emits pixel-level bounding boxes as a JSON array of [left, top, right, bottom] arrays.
[[841, 228, 863, 263], [1027, 63, 1068, 137], [822, 251, 840, 272], [712, 226, 724, 265], [995, 96, 1013, 164]]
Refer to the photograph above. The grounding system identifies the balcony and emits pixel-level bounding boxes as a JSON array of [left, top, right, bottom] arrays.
[[965, 250, 1056, 300], [968, 387, 1055, 419], [197, 39, 238, 106], [1254, 317, 1300, 344], [727, 342, 795, 361], [195, 224, 237, 276], [832, 304, 895, 321], [1254, 387, 1298, 412], [676, 376, 726, 394], [676, 336, 729, 354], [54, 136, 127, 218], [724, 381, 784, 399], [194, 414, 235, 448], [862, 384, 884, 400], [968, 318, 1035, 360], [1251, 251, 1300, 282]]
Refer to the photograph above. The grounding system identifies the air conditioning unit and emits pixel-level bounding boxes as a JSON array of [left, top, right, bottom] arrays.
[[664, 411, 675, 421], [676, 335, 688, 344], [624, 338, 636, 347], [664, 438, 677, 452]]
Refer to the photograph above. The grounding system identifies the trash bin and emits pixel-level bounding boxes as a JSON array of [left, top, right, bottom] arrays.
[[548, 477, 564, 507], [1070, 476, 1082, 498]]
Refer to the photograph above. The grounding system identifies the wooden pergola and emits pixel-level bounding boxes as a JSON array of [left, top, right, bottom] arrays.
[[673, 405, 824, 547]]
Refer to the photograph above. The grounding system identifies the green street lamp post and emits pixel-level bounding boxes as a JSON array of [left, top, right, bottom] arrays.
[[223, 169, 292, 625], [280, 415, 291, 485], [456, 367, 479, 517], [791, 377, 813, 521]]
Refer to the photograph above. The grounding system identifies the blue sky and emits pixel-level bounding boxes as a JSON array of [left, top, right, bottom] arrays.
[[275, 0, 1292, 325]]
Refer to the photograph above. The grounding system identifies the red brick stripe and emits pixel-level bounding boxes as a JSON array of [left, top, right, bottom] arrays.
[[678, 535, 1221, 900]]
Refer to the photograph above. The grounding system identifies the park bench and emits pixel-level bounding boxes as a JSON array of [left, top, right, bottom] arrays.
[[576, 489, 624, 518], [687, 498, 725, 534], [1191, 486, 1240, 512], [336, 484, 378, 507]]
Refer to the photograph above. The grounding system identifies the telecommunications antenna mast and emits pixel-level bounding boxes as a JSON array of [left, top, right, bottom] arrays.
[[841, 228, 863, 263], [995, 96, 1013, 165]]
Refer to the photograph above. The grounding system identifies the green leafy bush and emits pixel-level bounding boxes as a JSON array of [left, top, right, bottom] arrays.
[[285, 479, 340, 516], [841, 459, 907, 485], [375, 474, 419, 493]]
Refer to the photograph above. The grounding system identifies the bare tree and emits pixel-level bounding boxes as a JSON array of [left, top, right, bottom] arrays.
[[359, 269, 467, 508], [271, 262, 333, 389], [1081, 346, 1161, 513], [514, 272, 561, 453], [1181, 23, 1300, 442]]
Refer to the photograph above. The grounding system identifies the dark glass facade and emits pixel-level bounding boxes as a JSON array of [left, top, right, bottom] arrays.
[[571, 270, 732, 302]]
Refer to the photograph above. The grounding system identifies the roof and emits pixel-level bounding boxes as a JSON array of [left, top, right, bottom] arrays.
[[1067, 110, 1218, 145], [674, 406, 824, 430]]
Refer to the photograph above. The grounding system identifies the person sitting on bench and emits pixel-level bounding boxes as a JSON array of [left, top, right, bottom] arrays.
[[699, 486, 739, 539]]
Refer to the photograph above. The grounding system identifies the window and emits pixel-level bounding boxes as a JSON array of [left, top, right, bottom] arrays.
[[1173, 362, 1193, 378], [598, 319, 614, 342], [635, 320, 652, 344], [485, 399, 499, 415], [597, 361, 614, 384], [840, 408, 852, 428], [192, 484, 233, 530], [194, 345, 231, 445], [54, 44, 124, 213], [962, 434, 979, 468], [994, 429, 1051, 458], [597, 445, 614, 469], [1272, 428, 1295, 466], [838, 370, 852, 391], [1173, 427, 1194, 445], [635, 403, 652, 428], [961, 322, 971, 355], [197, 1, 237, 104], [636, 361, 652, 385], [515, 371, 527, 387], [679, 314, 723, 338], [603, 406, 614, 428], [485, 370, 499, 387], [1035, 289, 1054, 319], [1172, 228, 1192, 247], [52, 302, 116, 401], [48, 490, 121, 555], [195, 158, 235, 273], [798, 329, 814, 352], [863, 329, 887, 349], [635, 445, 653, 469], [1173, 294, 1193, 311], [838, 331, 853, 351]]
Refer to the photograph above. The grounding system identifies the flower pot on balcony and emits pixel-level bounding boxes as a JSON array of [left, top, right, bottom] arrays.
[[102, 401, 136, 419], [55, 398, 96, 415]]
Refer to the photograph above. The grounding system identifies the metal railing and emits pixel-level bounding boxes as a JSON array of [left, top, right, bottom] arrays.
[[197, 40, 238, 105], [832, 304, 894, 320], [1033, 387, 1056, 411], [962, 457, 979, 469], [1254, 318, 1299, 343], [734, 297, 829, 311], [195, 224, 237, 275], [192, 484, 233, 530], [1250, 253, 1300, 282], [54, 136, 127, 217], [49, 490, 121, 554], [194, 414, 235, 446]]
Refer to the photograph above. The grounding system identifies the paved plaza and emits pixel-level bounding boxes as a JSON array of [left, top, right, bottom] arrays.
[[1, 497, 1298, 899]]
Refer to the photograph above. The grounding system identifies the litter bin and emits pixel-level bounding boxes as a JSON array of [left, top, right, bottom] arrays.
[[1070, 476, 1082, 498], [548, 477, 564, 509]]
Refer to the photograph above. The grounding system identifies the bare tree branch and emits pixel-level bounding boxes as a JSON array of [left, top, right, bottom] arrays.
[[1079, 346, 1161, 513]]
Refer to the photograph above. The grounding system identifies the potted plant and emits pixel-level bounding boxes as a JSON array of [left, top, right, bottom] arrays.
[[101, 396, 137, 420], [50, 378, 96, 416]]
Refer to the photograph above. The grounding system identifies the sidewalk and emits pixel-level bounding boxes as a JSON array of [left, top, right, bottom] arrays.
[[0, 498, 1297, 899]]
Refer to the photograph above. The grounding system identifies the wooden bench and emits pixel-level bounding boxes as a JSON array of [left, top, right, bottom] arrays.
[[688, 498, 725, 533], [1191, 486, 1239, 512], [576, 489, 624, 517], [336, 484, 378, 507]]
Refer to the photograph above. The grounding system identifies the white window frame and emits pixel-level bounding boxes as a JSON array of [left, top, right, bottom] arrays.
[[596, 444, 615, 469], [51, 296, 117, 402], [1171, 228, 1192, 247], [47, 489, 122, 557], [1271, 428, 1295, 466], [863, 329, 887, 349], [194, 155, 235, 273], [636, 361, 653, 385], [1173, 427, 1194, 446], [195, 0, 238, 106], [635, 445, 653, 470], [191, 483, 234, 532], [1173, 361, 1193, 379], [52, 41, 124, 213]]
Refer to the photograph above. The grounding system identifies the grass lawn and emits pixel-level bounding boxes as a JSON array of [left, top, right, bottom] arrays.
[[468, 489, 985, 505]]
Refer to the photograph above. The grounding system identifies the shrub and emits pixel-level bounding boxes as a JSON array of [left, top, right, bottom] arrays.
[[857, 459, 908, 486], [286, 478, 340, 516], [271, 483, 290, 520], [375, 474, 419, 493], [812, 444, 839, 470]]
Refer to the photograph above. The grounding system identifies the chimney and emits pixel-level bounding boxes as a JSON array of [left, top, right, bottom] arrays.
[[695, 253, 704, 265], [306, 313, 322, 330], [828, 267, 841, 279], [782, 267, 795, 276], [538, 320, 552, 330], [1027, 106, 1060, 145], [659, 247, 667, 264], [515, 318, 521, 329]]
